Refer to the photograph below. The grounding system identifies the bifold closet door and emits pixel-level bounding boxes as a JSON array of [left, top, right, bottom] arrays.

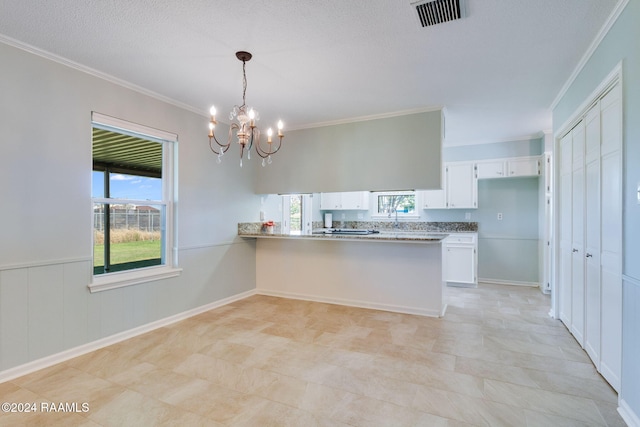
[[584, 103, 601, 366], [599, 83, 622, 392], [558, 133, 573, 326], [570, 122, 585, 345]]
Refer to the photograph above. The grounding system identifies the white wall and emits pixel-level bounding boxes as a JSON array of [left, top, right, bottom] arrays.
[[253, 111, 443, 194], [0, 41, 260, 373]]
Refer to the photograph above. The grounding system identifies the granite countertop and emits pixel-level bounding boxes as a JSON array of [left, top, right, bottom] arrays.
[[238, 221, 478, 243], [238, 230, 448, 243]]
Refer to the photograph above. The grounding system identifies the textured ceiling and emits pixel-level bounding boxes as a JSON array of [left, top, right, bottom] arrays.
[[0, 0, 620, 145]]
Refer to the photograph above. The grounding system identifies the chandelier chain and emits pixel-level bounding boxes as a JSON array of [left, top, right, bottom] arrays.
[[242, 60, 247, 109]]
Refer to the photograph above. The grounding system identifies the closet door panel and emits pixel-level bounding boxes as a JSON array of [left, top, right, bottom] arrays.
[[584, 104, 601, 365], [584, 158, 601, 364], [570, 124, 585, 346], [600, 148, 622, 392], [571, 165, 585, 345], [599, 83, 622, 392], [558, 133, 573, 326]]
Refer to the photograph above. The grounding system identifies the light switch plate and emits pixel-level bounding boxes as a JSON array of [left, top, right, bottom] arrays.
[[497, 212, 503, 220]]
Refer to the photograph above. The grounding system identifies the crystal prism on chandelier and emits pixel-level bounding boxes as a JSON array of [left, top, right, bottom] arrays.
[[208, 51, 284, 167]]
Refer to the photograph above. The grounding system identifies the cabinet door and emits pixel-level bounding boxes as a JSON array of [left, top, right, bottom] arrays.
[[446, 163, 477, 209], [507, 158, 540, 177], [320, 192, 341, 210], [445, 245, 475, 284], [476, 161, 506, 179], [340, 192, 369, 210], [422, 189, 446, 209]]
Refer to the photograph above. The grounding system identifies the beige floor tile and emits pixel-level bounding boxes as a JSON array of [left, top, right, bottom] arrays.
[[455, 356, 541, 389], [332, 394, 441, 427], [0, 284, 627, 426], [522, 367, 618, 404], [483, 378, 607, 425], [524, 409, 605, 427], [88, 388, 217, 426]]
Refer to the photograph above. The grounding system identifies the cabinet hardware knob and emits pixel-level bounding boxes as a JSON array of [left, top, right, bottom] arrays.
[[586, 253, 593, 257], [572, 248, 579, 253]]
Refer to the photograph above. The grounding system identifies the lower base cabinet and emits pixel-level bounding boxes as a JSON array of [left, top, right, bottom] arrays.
[[444, 233, 477, 286]]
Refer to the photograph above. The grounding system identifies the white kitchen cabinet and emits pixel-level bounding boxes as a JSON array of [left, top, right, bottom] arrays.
[[422, 188, 446, 209], [446, 163, 477, 209], [507, 157, 540, 177], [444, 233, 477, 286], [422, 162, 477, 209], [476, 161, 506, 179], [476, 157, 540, 180], [320, 191, 369, 210]]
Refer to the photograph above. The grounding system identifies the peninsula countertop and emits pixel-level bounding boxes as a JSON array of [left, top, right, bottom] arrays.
[[238, 221, 476, 243], [239, 229, 448, 243]]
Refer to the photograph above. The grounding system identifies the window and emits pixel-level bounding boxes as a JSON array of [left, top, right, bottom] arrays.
[[372, 191, 418, 219], [90, 113, 179, 292], [281, 194, 313, 235]]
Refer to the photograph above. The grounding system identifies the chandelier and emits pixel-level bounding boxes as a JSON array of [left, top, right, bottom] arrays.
[[208, 51, 284, 167]]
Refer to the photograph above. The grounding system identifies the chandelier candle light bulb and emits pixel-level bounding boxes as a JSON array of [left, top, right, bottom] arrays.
[[207, 51, 285, 166]]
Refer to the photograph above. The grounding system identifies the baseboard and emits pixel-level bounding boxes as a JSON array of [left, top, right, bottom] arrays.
[[0, 289, 257, 383], [619, 398, 640, 427], [600, 361, 621, 394], [478, 278, 539, 287], [256, 289, 443, 318]]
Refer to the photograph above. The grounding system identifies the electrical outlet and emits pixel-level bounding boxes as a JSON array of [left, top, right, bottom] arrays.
[[497, 212, 503, 220], [357, 213, 364, 220], [260, 210, 265, 221]]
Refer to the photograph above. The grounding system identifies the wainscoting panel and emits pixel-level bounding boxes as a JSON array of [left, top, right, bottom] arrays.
[[0, 240, 256, 376]]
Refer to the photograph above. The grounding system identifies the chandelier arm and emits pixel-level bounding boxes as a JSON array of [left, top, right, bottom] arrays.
[[208, 137, 222, 155], [254, 136, 284, 158], [208, 128, 232, 154], [246, 127, 260, 153]]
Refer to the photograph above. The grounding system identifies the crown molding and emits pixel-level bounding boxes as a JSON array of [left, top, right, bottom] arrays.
[[550, 0, 630, 111], [0, 33, 206, 117], [444, 132, 545, 148], [289, 106, 443, 131]]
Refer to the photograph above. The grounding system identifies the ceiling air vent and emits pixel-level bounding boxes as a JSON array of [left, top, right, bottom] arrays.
[[412, 0, 462, 27]]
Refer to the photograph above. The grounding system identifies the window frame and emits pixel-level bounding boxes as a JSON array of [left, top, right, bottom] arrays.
[[89, 112, 181, 293], [281, 194, 313, 235], [370, 190, 420, 220]]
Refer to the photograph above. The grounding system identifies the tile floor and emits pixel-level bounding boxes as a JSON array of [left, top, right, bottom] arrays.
[[0, 284, 626, 426]]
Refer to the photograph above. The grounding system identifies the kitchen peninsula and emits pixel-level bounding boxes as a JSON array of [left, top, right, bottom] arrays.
[[239, 222, 477, 317]]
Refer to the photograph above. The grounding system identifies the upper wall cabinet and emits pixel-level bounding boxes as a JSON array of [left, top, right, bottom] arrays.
[[476, 156, 541, 179], [421, 162, 477, 209], [320, 191, 369, 210], [446, 163, 478, 209]]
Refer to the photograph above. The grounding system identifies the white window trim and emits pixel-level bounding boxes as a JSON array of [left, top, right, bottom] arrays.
[[370, 191, 421, 220], [89, 112, 180, 292]]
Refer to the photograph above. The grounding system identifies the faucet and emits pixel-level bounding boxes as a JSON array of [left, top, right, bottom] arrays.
[[389, 208, 400, 229]]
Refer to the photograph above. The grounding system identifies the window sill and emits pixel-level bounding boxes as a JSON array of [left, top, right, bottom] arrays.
[[88, 265, 182, 293]]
